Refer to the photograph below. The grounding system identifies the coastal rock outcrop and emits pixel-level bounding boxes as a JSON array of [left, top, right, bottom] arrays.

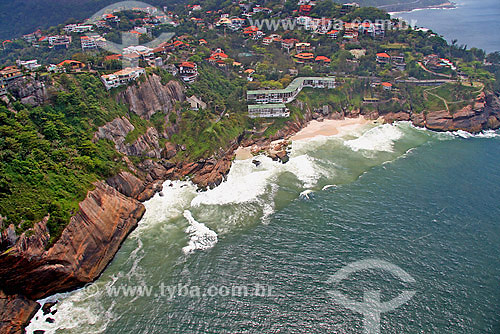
[[118, 74, 185, 119], [0, 290, 39, 334], [0, 182, 145, 299], [377, 93, 500, 132], [106, 171, 146, 199]]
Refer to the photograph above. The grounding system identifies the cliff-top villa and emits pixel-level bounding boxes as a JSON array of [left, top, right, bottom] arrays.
[[247, 77, 336, 104], [100, 67, 145, 90], [248, 104, 290, 118], [246, 76, 336, 118]]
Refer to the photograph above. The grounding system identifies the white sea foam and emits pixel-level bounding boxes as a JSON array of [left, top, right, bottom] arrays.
[[299, 189, 314, 200], [192, 153, 322, 206], [344, 124, 403, 153], [25, 287, 113, 334], [133, 180, 198, 234], [182, 210, 218, 254], [322, 184, 337, 191], [452, 129, 500, 139]]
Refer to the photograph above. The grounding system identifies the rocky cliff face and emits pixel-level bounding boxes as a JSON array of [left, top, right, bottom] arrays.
[[8, 76, 52, 106], [94, 117, 163, 158], [118, 74, 185, 119], [0, 182, 145, 300], [0, 290, 39, 334]]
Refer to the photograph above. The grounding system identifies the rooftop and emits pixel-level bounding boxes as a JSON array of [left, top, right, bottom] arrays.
[[248, 103, 287, 110]]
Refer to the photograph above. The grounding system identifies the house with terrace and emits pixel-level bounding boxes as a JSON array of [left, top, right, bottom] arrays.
[[248, 104, 290, 118], [100, 67, 145, 90]]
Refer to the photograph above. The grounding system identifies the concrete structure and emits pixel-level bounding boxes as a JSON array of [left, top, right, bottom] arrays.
[[0, 66, 23, 83], [178, 62, 198, 83], [100, 67, 145, 90], [64, 24, 94, 33], [80, 36, 98, 50], [0, 78, 7, 96], [186, 95, 207, 110], [247, 77, 336, 104], [16, 60, 41, 71], [48, 35, 72, 49], [248, 104, 289, 118]]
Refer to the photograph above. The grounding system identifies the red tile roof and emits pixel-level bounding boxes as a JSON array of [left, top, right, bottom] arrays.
[[377, 53, 391, 58], [180, 61, 196, 68], [294, 53, 314, 60], [105, 54, 122, 61], [315, 56, 331, 62]]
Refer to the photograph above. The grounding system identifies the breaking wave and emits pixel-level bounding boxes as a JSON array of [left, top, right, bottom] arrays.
[[182, 210, 218, 254]]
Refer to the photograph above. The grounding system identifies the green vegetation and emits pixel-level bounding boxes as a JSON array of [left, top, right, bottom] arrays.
[[0, 73, 128, 243], [168, 64, 249, 160]]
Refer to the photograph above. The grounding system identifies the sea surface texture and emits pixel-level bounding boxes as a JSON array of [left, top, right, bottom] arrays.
[[26, 122, 500, 333]]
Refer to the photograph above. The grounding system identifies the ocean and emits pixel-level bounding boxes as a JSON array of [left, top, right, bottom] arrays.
[[25, 122, 500, 333], [393, 0, 500, 53]]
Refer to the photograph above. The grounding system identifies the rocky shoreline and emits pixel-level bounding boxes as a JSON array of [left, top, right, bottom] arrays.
[[1, 83, 499, 332]]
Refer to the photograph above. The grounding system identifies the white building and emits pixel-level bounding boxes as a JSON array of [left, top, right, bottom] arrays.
[[64, 24, 94, 33], [247, 77, 336, 104], [80, 36, 97, 50], [248, 104, 290, 118], [16, 60, 41, 71], [100, 67, 145, 90]]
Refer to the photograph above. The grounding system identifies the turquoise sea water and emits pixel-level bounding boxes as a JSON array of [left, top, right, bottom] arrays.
[[394, 0, 500, 53], [25, 123, 500, 333]]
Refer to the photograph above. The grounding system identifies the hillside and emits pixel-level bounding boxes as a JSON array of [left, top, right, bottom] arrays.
[[0, 0, 182, 39], [0, 0, 450, 40]]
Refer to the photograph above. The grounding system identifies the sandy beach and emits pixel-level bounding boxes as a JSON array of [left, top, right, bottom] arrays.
[[290, 116, 370, 141], [234, 146, 253, 160]]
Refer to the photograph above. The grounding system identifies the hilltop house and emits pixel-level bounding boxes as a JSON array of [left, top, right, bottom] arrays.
[[100, 67, 145, 90], [376, 52, 391, 64], [391, 55, 406, 70], [178, 62, 198, 83], [80, 36, 97, 50], [0, 78, 6, 96], [48, 35, 72, 49], [315, 56, 331, 65], [16, 60, 41, 71], [64, 24, 93, 33], [57, 60, 85, 71], [186, 95, 207, 110], [294, 53, 314, 63], [327, 30, 339, 39], [281, 38, 298, 51], [295, 42, 312, 53], [0, 66, 23, 84], [340, 2, 359, 15], [208, 49, 229, 64]]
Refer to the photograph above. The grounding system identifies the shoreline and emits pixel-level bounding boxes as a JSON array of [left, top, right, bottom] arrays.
[[387, 1, 456, 15], [290, 116, 370, 142], [5, 91, 500, 332]]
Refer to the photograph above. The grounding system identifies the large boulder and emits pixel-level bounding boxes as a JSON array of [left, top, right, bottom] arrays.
[[118, 75, 185, 119]]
